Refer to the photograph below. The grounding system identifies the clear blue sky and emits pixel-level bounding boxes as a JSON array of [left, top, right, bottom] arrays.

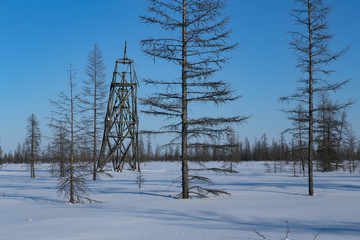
[[1, 0, 359, 153]]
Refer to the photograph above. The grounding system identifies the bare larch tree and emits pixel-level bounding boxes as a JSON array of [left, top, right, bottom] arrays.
[[282, 104, 307, 175], [0, 139, 3, 166], [141, 0, 248, 198], [345, 127, 357, 173], [26, 113, 41, 178], [49, 123, 69, 177], [314, 93, 351, 171], [49, 64, 93, 204], [80, 43, 107, 181], [281, 0, 351, 196]]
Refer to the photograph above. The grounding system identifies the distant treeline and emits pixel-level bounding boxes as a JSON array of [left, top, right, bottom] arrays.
[[2, 133, 359, 173], [139, 134, 360, 172]]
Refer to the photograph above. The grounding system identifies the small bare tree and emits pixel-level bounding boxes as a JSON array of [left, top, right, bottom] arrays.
[[0, 139, 3, 166], [283, 104, 307, 175], [222, 129, 240, 173], [254, 220, 322, 240], [26, 114, 41, 178], [136, 171, 145, 189], [345, 127, 357, 173], [49, 123, 69, 177], [49, 64, 94, 204], [314, 93, 351, 171]]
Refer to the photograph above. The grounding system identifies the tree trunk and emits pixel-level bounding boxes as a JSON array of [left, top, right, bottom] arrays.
[[70, 65, 75, 204], [181, 0, 189, 199], [31, 119, 35, 178], [93, 58, 97, 181], [307, 0, 314, 196]]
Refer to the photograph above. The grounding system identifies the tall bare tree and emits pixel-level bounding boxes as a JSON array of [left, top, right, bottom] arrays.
[[281, 0, 350, 196], [141, 0, 248, 198], [26, 113, 41, 178], [80, 43, 107, 181]]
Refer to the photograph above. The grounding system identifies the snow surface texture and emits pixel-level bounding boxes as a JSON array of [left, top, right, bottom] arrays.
[[0, 161, 359, 240]]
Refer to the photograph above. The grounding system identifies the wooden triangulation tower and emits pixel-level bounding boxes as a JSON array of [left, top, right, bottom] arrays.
[[98, 42, 139, 172]]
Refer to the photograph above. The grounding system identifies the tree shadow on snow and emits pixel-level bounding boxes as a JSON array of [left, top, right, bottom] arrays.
[[134, 207, 360, 237]]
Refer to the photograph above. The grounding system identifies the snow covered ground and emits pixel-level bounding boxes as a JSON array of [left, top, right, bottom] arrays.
[[0, 161, 359, 240]]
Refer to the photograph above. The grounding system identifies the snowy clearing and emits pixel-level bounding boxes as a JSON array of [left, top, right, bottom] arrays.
[[0, 161, 359, 240]]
